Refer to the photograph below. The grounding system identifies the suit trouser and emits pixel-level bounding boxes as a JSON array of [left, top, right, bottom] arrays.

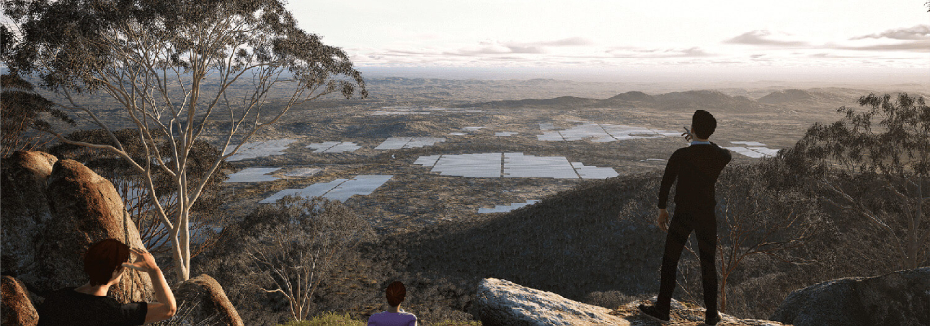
[[656, 207, 717, 317]]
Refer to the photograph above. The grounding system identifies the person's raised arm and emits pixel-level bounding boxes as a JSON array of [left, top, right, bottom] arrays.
[[123, 248, 177, 324]]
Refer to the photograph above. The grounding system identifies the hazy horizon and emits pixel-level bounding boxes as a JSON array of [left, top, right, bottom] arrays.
[[291, 0, 929, 86], [357, 66, 929, 87]]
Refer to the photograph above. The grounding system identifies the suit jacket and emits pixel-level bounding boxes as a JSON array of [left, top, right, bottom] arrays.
[[658, 142, 732, 211]]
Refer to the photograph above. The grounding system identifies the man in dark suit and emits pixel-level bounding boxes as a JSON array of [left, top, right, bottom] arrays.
[[638, 110, 731, 325]]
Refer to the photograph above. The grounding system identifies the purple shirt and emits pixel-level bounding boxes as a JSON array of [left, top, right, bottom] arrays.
[[367, 311, 417, 326]]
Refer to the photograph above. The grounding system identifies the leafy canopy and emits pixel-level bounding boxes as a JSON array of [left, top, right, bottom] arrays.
[[5, 0, 366, 98]]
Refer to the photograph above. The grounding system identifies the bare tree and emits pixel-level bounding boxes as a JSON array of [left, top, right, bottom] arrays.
[[708, 165, 819, 313], [242, 197, 374, 321], [791, 93, 930, 270], [5, 0, 366, 280]]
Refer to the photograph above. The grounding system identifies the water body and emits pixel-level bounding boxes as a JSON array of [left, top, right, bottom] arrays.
[[725, 141, 779, 158], [538, 123, 678, 142], [375, 137, 446, 150], [260, 175, 393, 203], [225, 167, 281, 183], [478, 200, 540, 214], [307, 141, 362, 153], [415, 153, 618, 180], [224, 139, 297, 161]]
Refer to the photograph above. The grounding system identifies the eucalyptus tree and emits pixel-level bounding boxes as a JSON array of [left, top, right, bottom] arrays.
[[792, 93, 929, 270], [1, 74, 75, 157], [5, 0, 367, 280]]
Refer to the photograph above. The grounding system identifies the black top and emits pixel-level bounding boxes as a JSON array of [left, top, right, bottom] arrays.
[[658, 142, 732, 210], [37, 287, 148, 326]]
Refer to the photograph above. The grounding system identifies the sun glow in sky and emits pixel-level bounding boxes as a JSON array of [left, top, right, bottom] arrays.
[[288, 0, 929, 82]]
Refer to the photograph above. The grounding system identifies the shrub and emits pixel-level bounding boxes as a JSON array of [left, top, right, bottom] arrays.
[[278, 312, 365, 326]]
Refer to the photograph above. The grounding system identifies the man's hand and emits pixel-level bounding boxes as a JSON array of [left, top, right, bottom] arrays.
[[123, 248, 160, 274], [657, 209, 670, 232]]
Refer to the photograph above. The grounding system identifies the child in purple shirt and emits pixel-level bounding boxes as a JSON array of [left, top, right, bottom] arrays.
[[367, 281, 417, 326]]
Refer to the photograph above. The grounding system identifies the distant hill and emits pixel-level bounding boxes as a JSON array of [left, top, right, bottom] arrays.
[[652, 90, 761, 111], [606, 91, 654, 102], [758, 89, 849, 105], [464, 89, 770, 112], [465, 96, 600, 108]]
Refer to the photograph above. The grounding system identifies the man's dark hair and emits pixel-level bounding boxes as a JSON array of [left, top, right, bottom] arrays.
[[84, 239, 130, 286], [692, 110, 717, 139], [386, 281, 406, 307]]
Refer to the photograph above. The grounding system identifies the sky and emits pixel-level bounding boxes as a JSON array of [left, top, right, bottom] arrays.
[[287, 0, 930, 82]]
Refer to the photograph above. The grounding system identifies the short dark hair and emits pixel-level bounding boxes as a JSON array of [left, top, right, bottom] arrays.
[[692, 110, 717, 139], [386, 281, 406, 307], [84, 239, 130, 286]]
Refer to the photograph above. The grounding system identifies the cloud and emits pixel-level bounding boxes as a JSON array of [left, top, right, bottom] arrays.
[[838, 41, 930, 52], [539, 37, 595, 46], [725, 30, 808, 46], [447, 43, 530, 56], [440, 37, 595, 57], [607, 47, 711, 58], [838, 25, 930, 53], [808, 53, 868, 59], [851, 25, 930, 40]]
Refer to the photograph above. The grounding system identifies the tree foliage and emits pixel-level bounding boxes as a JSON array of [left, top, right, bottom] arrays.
[[790, 93, 930, 269], [0, 74, 75, 157], [239, 197, 374, 322], [4, 0, 366, 280]]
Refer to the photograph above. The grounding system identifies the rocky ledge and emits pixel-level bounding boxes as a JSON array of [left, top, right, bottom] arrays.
[[473, 278, 788, 326]]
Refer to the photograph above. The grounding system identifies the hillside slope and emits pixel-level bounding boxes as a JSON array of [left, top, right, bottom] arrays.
[[397, 173, 668, 301]]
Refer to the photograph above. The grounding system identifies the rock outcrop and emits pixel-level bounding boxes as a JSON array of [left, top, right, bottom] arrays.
[[1, 151, 153, 303], [175, 274, 244, 326], [771, 267, 930, 326], [2, 151, 243, 325], [474, 278, 630, 326], [1, 151, 58, 277], [2, 275, 39, 326], [473, 278, 788, 326]]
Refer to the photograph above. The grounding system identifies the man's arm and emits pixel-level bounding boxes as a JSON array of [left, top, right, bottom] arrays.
[[651, 151, 680, 232], [123, 249, 177, 324], [657, 151, 680, 210], [144, 267, 176, 324]]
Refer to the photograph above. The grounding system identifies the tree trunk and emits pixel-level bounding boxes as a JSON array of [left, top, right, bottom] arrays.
[[169, 207, 191, 281], [180, 207, 191, 281]]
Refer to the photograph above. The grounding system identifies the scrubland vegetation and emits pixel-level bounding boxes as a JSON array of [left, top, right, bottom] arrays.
[[183, 94, 927, 325], [3, 1, 927, 325], [4, 73, 927, 324]]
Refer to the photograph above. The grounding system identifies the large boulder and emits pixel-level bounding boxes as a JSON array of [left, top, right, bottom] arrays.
[[174, 274, 243, 326], [0, 151, 58, 277], [474, 278, 789, 326], [771, 267, 930, 326], [2, 276, 39, 326], [474, 278, 630, 326], [1, 152, 153, 303]]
